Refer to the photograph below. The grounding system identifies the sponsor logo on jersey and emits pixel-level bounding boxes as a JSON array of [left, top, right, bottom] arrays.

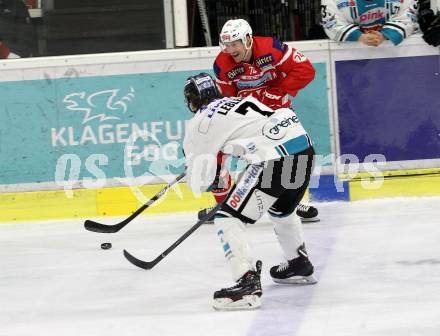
[[240, 69, 275, 81], [249, 66, 258, 75], [337, 1, 349, 9], [227, 65, 245, 79], [241, 74, 261, 80], [228, 164, 262, 209], [262, 115, 299, 140], [236, 71, 273, 89], [323, 16, 337, 29], [359, 9, 385, 23], [255, 53, 274, 67], [336, 0, 355, 9], [246, 142, 257, 153], [254, 190, 265, 217]]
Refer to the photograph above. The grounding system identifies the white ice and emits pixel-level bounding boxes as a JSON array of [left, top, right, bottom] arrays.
[[1, 197, 440, 336]]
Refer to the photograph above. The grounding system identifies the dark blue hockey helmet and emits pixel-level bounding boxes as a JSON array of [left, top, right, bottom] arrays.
[[184, 73, 221, 113]]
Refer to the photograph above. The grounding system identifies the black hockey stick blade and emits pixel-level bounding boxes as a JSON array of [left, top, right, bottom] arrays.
[[123, 202, 223, 270], [83, 172, 186, 233], [84, 219, 128, 233], [123, 249, 160, 270]]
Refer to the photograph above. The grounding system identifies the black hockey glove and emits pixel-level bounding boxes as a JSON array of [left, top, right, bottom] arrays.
[[208, 160, 230, 192], [423, 15, 440, 47], [419, 7, 440, 47]]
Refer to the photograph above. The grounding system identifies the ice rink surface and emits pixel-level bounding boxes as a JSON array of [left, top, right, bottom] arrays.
[[1, 197, 439, 336]]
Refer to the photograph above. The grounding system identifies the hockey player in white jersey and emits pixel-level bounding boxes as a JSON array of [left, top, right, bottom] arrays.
[[183, 73, 317, 311]]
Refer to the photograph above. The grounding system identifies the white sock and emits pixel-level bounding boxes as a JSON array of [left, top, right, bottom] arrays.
[[214, 217, 255, 281], [269, 212, 304, 260]]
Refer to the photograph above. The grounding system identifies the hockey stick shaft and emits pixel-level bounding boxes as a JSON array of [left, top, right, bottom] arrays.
[[84, 172, 186, 233], [123, 202, 223, 269]]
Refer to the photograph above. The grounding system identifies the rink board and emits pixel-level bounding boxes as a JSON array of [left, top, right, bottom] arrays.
[[329, 38, 440, 173], [2, 174, 440, 222], [0, 183, 216, 222], [0, 65, 329, 186], [0, 184, 308, 222], [0, 36, 440, 221]]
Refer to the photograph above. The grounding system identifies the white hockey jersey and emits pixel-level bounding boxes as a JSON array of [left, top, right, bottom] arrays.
[[321, 0, 419, 45], [183, 96, 313, 193]]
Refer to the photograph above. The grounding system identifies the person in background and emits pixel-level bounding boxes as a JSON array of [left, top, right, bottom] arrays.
[[0, 0, 37, 58], [198, 18, 320, 224], [418, 0, 440, 46], [0, 40, 20, 59], [321, 0, 419, 46]]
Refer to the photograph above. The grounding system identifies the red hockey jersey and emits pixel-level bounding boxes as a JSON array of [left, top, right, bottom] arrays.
[[213, 36, 315, 108]]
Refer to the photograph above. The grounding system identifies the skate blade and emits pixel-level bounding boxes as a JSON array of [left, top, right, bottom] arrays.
[[213, 295, 261, 311], [300, 217, 320, 223], [272, 274, 317, 285]]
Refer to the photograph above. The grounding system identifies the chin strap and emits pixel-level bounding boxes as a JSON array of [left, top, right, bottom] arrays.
[[241, 37, 253, 63]]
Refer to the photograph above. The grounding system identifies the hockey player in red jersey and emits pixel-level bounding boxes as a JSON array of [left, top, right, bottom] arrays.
[[198, 19, 319, 224], [214, 19, 315, 107]]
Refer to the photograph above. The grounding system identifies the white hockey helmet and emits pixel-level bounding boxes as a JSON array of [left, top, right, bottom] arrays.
[[219, 19, 253, 50]]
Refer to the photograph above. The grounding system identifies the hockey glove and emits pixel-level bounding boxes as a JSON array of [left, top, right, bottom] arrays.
[[210, 172, 232, 203], [207, 152, 233, 203], [259, 87, 291, 109], [419, 8, 440, 47]]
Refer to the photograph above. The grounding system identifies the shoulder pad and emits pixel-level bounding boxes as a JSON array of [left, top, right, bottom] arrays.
[[213, 61, 221, 79], [272, 37, 288, 54]]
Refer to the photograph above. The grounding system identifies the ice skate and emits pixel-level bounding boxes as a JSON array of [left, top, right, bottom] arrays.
[[296, 203, 320, 223], [270, 245, 317, 284], [213, 260, 262, 311]]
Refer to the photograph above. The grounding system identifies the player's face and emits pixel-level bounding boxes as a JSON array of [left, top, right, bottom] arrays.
[[223, 40, 248, 63], [189, 101, 198, 112]]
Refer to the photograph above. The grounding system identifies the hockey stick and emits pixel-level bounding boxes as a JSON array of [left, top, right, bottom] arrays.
[[84, 172, 186, 233], [197, 0, 212, 46], [123, 202, 223, 270]]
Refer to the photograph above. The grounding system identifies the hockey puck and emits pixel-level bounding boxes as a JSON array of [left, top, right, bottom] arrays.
[[101, 242, 112, 250]]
